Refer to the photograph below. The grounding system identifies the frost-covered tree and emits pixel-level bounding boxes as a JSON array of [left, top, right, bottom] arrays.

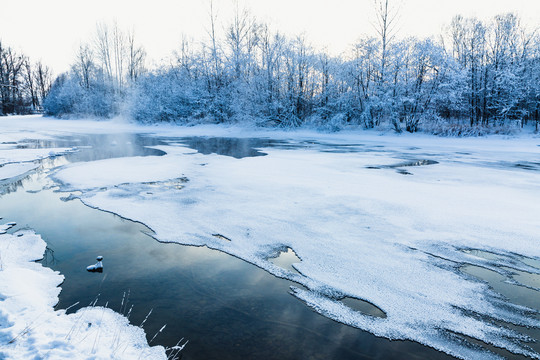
[[128, 68, 205, 123], [449, 16, 488, 125], [390, 38, 449, 132], [127, 29, 146, 82], [34, 61, 52, 105], [444, 13, 538, 127], [44, 8, 540, 133], [373, 0, 399, 87], [0, 41, 51, 115], [43, 69, 116, 118], [44, 22, 145, 118]]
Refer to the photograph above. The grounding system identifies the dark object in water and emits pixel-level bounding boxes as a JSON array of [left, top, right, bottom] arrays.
[[87, 256, 103, 272]]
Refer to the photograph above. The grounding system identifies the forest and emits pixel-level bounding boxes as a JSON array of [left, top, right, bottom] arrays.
[[0, 42, 52, 115], [4, 3, 540, 133]]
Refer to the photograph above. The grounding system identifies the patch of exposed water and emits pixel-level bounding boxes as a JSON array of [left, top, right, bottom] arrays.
[[460, 263, 540, 359], [513, 162, 540, 171], [508, 268, 540, 290], [269, 247, 302, 273], [166, 137, 377, 156], [167, 137, 277, 158], [479, 160, 540, 173], [211, 233, 232, 242], [340, 297, 387, 318], [366, 159, 439, 175], [522, 257, 540, 271], [463, 249, 502, 261]]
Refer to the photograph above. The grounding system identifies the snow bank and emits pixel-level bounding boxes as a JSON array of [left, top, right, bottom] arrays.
[[0, 222, 166, 360], [53, 131, 540, 359]]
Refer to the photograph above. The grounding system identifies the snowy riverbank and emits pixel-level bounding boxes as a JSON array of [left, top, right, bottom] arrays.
[[0, 222, 167, 359], [0, 121, 168, 359]]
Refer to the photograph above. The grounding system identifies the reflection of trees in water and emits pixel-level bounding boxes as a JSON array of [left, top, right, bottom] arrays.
[[40, 156, 70, 171], [181, 137, 274, 159], [64, 133, 165, 162], [16, 139, 70, 149], [10, 134, 167, 165], [0, 160, 50, 196], [0, 177, 25, 195]]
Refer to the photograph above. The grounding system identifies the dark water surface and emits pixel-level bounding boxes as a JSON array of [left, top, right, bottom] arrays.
[[174, 137, 278, 158], [1, 133, 525, 360]]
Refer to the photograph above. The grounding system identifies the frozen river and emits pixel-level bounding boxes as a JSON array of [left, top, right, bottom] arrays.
[[1, 116, 540, 359]]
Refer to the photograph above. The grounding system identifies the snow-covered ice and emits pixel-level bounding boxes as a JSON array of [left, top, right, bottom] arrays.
[[0, 163, 39, 182], [2, 115, 540, 359], [0, 147, 74, 166]]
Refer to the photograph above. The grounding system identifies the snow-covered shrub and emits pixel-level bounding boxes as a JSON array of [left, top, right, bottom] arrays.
[[43, 74, 79, 117], [43, 73, 117, 118], [419, 117, 520, 136], [305, 113, 349, 132], [127, 70, 206, 124]]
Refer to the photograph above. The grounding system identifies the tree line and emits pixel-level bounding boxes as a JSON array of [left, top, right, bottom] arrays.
[[0, 41, 52, 115], [43, 2, 540, 133]]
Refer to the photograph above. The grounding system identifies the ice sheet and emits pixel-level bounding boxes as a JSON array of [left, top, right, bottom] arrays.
[[0, 163, 39, 181], [0, 148, 75, 166]]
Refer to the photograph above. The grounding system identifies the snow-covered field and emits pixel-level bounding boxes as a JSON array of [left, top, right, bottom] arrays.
[[1, 115, 540, 359]]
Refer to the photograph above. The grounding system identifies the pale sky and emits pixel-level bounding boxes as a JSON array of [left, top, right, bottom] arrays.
[[1, 0, 538, 75]]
